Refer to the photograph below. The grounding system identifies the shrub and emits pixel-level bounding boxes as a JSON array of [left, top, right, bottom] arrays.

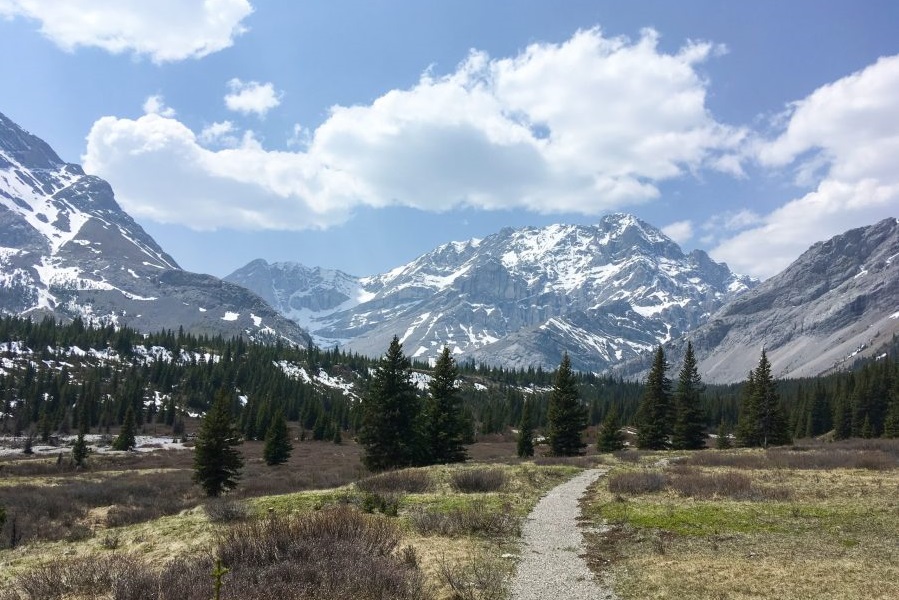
[[203, 498, 250, 523], [361, 491, 402, 517], [438, 553, 509, 600], [608, 471, 668, 495], [356, 469, 432, 494], [409, 500, 520, 538], [450, 469, 506, 493]]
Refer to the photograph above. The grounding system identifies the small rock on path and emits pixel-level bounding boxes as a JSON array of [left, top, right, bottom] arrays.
[[510, 468, 617, 600]]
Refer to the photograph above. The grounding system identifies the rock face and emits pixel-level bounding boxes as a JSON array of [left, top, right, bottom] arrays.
[[614, 218, 899, 383], [227, 215, 754, 371], [0, 111, 310, 344]]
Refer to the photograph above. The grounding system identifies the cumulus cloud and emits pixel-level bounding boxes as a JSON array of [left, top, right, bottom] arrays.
[[0, 0, 252, 63], [83, 28, 745, 231], [199, 120, 238, 147], [142, 95, 176, 117], [712, 55, 899, 278], [224, 79, 282, 116], [662, 220, 694, 245]]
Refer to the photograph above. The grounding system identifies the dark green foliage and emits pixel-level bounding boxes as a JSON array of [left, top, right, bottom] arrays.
[[112, 406, 136, 451], [636, 346, 672, 450], [547, 353, 587, 456], [716, 421, 733, 449], [517, 399, 535, 458], [425, 347, 468, 464], [671, 342, 706, 450], [194, 392, 244, 496], [359, 337, 423, 471], [596, 406, 625, 453], [263, 411, 292, 466], [72, 401, 90, 466], [736, 350, 791, 447]]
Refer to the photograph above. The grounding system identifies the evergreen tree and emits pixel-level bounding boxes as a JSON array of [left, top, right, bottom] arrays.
[[263, 411, 292, 466], [736, 350, 790, 447], [193, 392, 244, 496], [636, 346, 672, 450], [426, 347, 468, 464], [671, 342, 706, 450], [112, 405, 136, 451], [596, 406, 625, 453], [72, 424, 89, 467], [547, 353, 587, 456], [359, 336, 422, 471], [716, 420, 733, 449], [517, 399, 535, 458]]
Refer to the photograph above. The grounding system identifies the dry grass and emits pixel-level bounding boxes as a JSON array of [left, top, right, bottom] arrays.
[[583, 444, 899, 599], [0, 440, 585, 598]]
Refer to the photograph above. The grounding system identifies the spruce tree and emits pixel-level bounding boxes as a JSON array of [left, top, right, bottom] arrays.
[[426, 347, 468, 464], [671, 342, 706, 450], [72, 401, 90, 467], [596, 406, 625, 453], [517, 399, 535, 458], [112, 405, 136, 451], [359, 336, 423, 471], [716, 420, 733, 449], [736, 350, 790, 447], [194, 392, 244, 497], [263, 411, 292, 466], [547, 353, 587, 456], [636, 346, 672, 450]]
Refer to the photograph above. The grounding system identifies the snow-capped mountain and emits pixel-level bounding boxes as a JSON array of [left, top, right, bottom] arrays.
[[0, 110, 309, 343], [616, 217, 899, 384], [227, 214, 755, 371]]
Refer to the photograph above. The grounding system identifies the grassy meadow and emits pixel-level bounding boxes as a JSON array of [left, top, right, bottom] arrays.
[[582, 439, 899, 600]]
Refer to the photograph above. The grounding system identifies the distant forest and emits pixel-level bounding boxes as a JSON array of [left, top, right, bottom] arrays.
[[1, 315, 897, 443]]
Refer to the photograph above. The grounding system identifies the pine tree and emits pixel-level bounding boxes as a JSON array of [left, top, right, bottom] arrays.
[[547, 353, 587, 456], [671, 342, 706, 450], [72, 425, 90, 467], [517, 399, 535, 458], [636, 346, 672, 450], [736, 350, 790, 448], [716, 420, 733, 449], [193, 392, 244, 497], [426, 347, 468, 464], [112, 405, 136, 451], [596, 406, 625, 453], [263, 411, 292, 466], [359, 336, 423, 471]]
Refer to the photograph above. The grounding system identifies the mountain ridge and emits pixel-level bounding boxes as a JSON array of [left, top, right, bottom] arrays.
[[227, 214, 755, 372], [0, 110, 310, 344]]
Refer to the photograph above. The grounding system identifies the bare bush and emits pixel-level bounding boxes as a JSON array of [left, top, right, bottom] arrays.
[[2, 508, 427, 600], [608, 471, 668, 495], [409, 500, 520, 538], [684, 448, 898, 471], [203, 498, 250, 523], [356, 469, 432, 494], [450, 469, 506, 493], [438, 553, 509, 600]]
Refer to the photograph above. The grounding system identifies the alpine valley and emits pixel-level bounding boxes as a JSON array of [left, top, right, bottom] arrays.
[[2, 110, 897, 384], [0, 111, 309, 344]]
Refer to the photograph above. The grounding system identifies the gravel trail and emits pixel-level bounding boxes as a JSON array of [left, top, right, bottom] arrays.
[[510, 468, 617, 600]]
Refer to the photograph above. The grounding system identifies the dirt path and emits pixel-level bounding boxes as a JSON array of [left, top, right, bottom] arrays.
[[510, 468, 618, 600]]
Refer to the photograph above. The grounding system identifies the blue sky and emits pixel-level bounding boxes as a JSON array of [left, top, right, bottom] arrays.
[[1, 1, 897, 279]]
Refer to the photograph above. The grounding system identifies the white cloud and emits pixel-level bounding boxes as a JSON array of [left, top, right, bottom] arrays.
[[662, 220, 693, 245], [0, 0, 252, 63], [83, 28, 745, 231], [224, 79, 282, 116], [142, 95, 176, 118], [712, 55, 899, 278], [199, 121, 238, 147]]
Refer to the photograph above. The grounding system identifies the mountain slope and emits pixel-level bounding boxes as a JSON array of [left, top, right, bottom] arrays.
[[227, 215, 754, 371], [615, 218, 899, 383], [0, 111, 310, 343]]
